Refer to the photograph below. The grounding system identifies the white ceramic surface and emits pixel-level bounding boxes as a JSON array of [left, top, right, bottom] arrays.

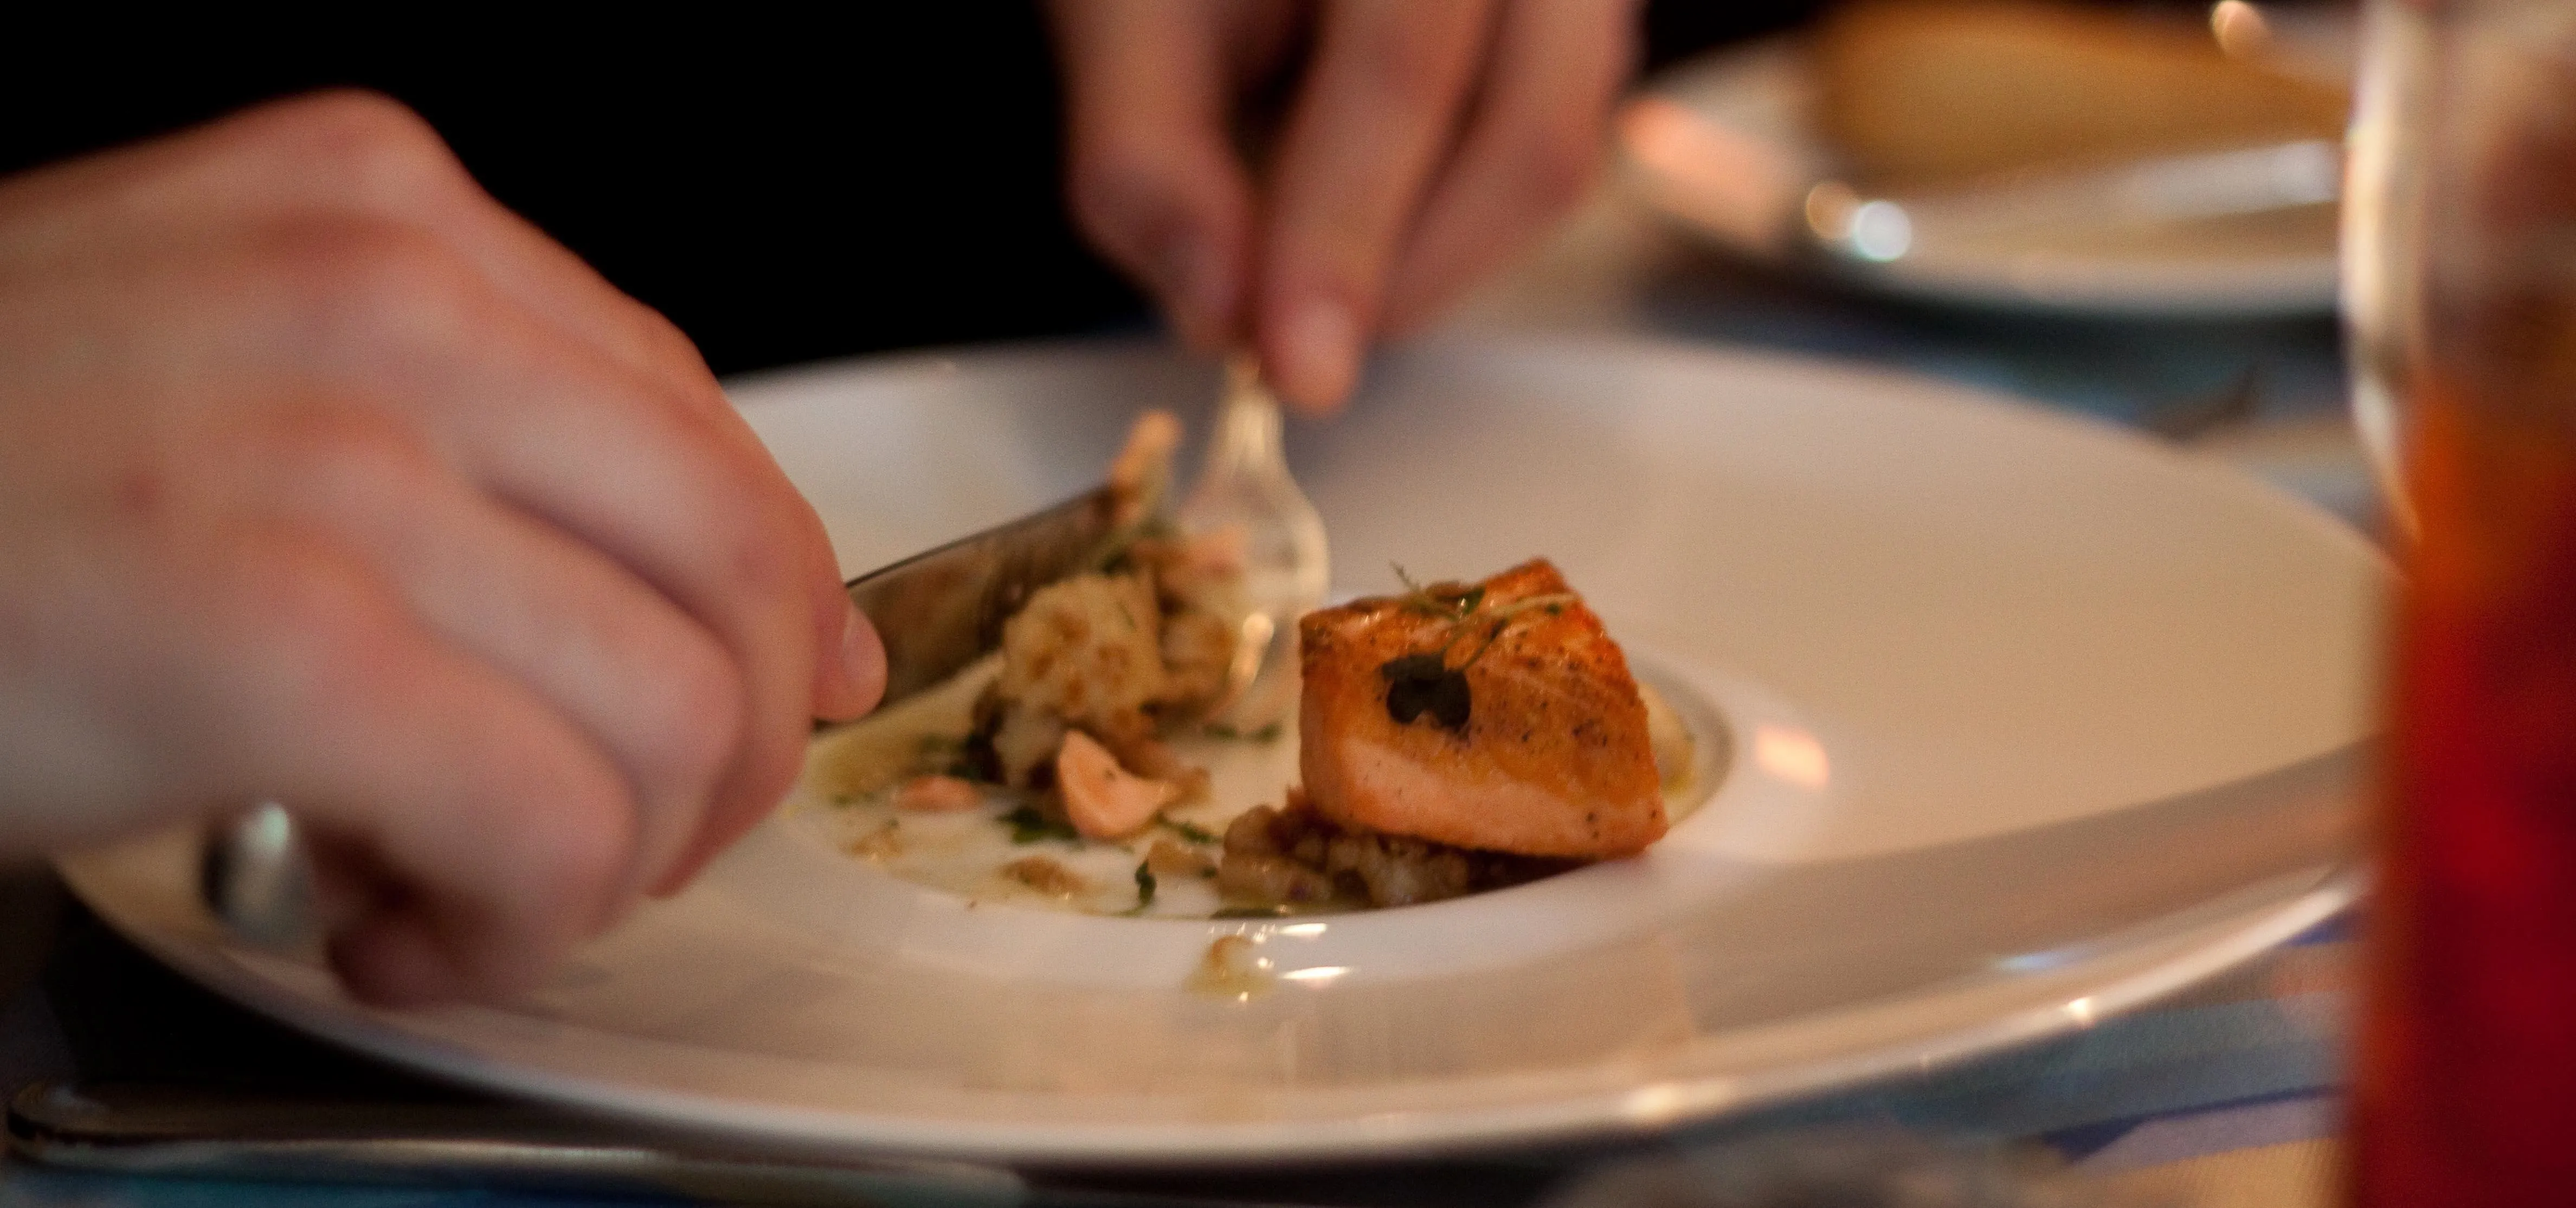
[[57, 337, 2386, 1165], [1620, 37, 2345, 318]]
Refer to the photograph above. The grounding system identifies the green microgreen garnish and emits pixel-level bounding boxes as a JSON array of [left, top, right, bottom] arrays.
[[1157, 817, 1219, 844], [1001, 803, 1079, 844], [1391, 563, 1485, 621], [1201, 722, 1286, 743]]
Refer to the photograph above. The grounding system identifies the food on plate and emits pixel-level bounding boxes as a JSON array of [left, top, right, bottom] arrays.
[[1002, 855, 1089, 898], [893, 774, 982, 813], [1210, 559, 1667, 910], [804, 421, 1713, 918], [1299, 559, 1667, 856], [1815, 0, 2349, 183], [1218, 788, 1582, 910], [1055, 730, 1178, 839], [970, 562, 1234, 804], [806, 411, 1256, 913]]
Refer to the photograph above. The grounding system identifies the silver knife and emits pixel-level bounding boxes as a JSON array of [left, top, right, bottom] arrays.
[[844, 486, 1119, 709]]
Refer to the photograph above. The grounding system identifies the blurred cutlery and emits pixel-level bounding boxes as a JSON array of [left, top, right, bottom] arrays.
[[1177, 354, 1330, 733]]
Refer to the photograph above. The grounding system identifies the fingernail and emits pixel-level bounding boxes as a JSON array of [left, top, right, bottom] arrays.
[[1273, 297, 1359, 414], [838, 600, 887, 715]]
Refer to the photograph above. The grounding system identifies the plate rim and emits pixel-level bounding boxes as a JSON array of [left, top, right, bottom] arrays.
[[59, 851, 2355, 1166]]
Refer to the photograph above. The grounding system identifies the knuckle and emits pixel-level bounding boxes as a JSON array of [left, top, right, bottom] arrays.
[[709, 471, 814, 602], [262, 216, 484, 349], [255, 90, 472, 206], [210, 534, 409, 703], [627, 303, 717, 385], [268, 403, 442, 494], [642, 630, 746, 802]]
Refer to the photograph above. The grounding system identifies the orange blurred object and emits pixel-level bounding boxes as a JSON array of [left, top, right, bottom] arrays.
[[2345, 2, 2576, 1198], [2355, 376, 2576, 1205], [1815, 0, 2348, 183]]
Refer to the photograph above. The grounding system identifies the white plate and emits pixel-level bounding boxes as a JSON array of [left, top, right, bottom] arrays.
[[1618, 36, 2345, 318], [58, 336, 2385, 1166]]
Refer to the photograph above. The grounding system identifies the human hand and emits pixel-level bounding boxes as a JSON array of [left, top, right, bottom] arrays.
[[1047, 0, 1639, 414], [0, 93, 884, 1006]]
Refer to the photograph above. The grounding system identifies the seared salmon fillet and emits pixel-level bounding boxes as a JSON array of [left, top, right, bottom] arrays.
[[1296, 560, 1667, 858]]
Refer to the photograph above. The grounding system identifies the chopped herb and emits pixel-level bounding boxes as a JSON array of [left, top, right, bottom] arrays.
[[1001, 803, 1079, 844], [1135, 862, 1157, 907], [1392, 563, 1485, 621], [1202, 722, 1286, 743], [1157, 817, 1219, 844]]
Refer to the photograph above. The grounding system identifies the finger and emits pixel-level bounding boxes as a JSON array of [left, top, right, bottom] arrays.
[[1377, 0, 1638, 333], [240, 225, 841, 887], [149, 528, 638, 1005], [0, 95, 885, 728], [1256, 0, 1498, 413], [13, 205, 867, 886], [244, 399, 746, 905], [387, 317, 839, 887], [204, 97, 884, 724], [1047, 0, 1257, 350]]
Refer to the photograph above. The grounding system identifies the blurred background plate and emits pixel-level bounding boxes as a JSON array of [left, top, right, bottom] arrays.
[[1618, 4, 2356, 318], [55, 336, 2384, 1166]]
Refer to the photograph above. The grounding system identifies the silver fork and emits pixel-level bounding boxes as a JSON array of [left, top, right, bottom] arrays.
[[1177, 353, 1331, 732]]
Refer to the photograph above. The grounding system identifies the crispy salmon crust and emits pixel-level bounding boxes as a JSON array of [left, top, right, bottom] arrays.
[[1296, 560, 1667, 858]]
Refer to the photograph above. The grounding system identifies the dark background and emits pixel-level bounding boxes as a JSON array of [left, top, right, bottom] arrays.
[[0, 5, 1822, 378]]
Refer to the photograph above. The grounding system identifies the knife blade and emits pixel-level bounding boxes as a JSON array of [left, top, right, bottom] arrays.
[[845, 486, 1121, 708]]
